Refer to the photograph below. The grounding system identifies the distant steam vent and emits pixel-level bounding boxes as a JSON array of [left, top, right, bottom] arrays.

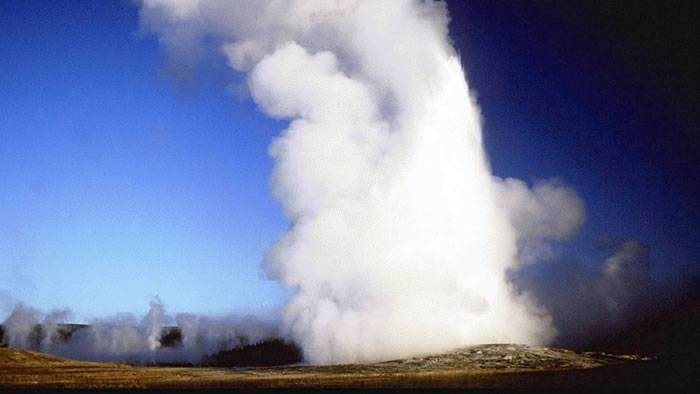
[[0, 323, 179, 350], [0, 323, 301, 366]]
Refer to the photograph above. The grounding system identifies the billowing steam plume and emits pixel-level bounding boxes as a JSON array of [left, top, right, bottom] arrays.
[[139, 0, 586, 364]]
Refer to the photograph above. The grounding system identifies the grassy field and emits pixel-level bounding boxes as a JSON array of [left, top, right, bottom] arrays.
[[0, 346, 696, 389]]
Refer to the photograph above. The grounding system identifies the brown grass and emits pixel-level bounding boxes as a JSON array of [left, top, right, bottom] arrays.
[[0, 347, 694, 389]]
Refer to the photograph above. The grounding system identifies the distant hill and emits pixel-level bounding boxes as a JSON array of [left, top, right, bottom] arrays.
[[203, 338, 302, 367]]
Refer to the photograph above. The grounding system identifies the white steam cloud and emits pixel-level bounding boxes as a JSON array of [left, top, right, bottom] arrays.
[[1, 300, 277, 364], [494, 178, 585, 264], [138, 0, 589, 364]]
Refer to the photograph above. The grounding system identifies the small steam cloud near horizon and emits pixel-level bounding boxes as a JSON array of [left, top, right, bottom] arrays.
[[0, 299, 278, 364]]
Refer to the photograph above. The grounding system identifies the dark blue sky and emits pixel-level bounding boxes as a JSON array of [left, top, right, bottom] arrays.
[[450, 1, 699, 278], [1, 0, 697, 320]]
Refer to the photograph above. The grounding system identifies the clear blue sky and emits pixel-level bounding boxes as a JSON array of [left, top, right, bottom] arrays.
[[1, 1, 698, 321]]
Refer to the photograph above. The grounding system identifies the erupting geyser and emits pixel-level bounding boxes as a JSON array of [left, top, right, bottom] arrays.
[[139, 0, 586, 364]]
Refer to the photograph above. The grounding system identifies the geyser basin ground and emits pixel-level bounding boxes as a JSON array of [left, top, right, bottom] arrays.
[[1, 344, 694, 389]]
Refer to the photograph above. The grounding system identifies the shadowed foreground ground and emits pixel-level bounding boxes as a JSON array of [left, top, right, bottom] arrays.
[[0, 344, 697, 389]]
